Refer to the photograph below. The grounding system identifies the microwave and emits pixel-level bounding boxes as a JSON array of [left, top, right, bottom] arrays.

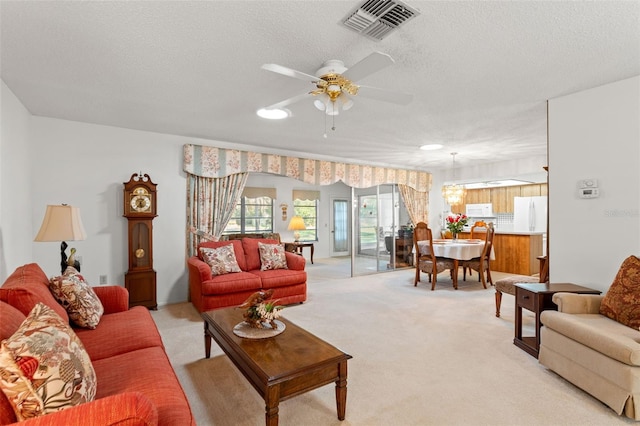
[[465, 203, 494, 217]]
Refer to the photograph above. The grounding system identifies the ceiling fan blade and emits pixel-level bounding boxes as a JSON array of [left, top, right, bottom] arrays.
[[262, 92, 313, 110], [342, 51, 395, 82], [261, 63, 318, 83], [357, 85, 413, 105]]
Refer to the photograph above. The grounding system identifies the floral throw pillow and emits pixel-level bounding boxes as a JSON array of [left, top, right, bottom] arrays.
[[200, 245, 242, 276], [258, 242, 288, 271], [0, 303, 96, 421], [599, 255, 640, 329], [49, 266, 104, 329]]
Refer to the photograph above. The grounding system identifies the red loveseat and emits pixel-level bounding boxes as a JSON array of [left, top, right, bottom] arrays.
[[0, 263, 195, 426], [187, 237, 307, 312]]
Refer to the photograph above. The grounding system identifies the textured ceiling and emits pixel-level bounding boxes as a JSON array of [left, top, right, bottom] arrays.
[[1, 1, 639, 173]]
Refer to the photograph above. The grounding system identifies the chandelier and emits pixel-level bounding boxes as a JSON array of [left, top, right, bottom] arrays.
[[441, 152, 467, 206]]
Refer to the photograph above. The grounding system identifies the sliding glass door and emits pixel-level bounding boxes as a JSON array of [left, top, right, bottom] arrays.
[[352, 184, 411, 275]]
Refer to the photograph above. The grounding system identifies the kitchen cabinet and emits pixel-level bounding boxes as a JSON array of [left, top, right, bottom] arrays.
[[521, 184, 547, 197], [489, 187, 507, 212], [455, 183, 547, 214], [460, 231, 543, 275]]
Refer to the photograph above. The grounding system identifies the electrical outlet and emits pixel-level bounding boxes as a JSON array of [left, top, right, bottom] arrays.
[[99, 275, 107, 285]]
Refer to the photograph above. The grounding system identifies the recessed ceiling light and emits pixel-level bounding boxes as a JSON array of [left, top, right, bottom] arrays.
[[257, 108, 289, 120], [420, 144, 443, 151]]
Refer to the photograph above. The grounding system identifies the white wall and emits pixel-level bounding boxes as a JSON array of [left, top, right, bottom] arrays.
[[28, 117, 191, 305], [0, 81, 32, 281], [549, 76, 640, 292]]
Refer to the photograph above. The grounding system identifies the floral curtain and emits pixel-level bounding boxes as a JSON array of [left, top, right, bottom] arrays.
[[186, 172, 248, 256], [183, 144, 431, 192], [398, 184, 429, 225]]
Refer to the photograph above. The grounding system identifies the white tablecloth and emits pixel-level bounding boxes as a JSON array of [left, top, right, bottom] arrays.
[[417, 240, 495, 261]]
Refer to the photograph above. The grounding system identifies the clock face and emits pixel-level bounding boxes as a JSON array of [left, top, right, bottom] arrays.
[[130, 195, 151, 212], [130, 187, 152, 213]]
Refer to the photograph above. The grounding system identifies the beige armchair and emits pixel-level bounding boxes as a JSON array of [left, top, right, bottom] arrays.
[[540, 292, 640, 420]]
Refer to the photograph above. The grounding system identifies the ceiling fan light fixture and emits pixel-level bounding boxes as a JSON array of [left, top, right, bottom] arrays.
[[256, 108, 289, 120], [313, 99, 326, 111], [327, 84, 341, 94], [326, 101, 339, 116]]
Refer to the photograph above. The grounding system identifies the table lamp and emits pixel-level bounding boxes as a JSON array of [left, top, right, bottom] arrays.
[[34, 204, 86, 274], [287, 216, 306, 242]]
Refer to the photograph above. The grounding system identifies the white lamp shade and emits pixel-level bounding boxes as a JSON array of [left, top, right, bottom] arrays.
[[34, 205, 86, 242]]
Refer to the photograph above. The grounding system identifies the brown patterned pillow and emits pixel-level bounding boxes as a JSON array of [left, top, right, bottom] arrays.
[[200, 245, 242, 276], [258, 242, 288, 271], [0, 303, 96, 421], [49, 266, 104, 329], [599, 255, 640, 329]]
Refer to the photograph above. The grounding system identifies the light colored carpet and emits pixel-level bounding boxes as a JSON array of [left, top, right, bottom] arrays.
[[151, 262, 633, 426]]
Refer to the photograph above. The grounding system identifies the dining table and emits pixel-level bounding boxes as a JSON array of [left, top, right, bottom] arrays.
[[416, 239, 495, 288]]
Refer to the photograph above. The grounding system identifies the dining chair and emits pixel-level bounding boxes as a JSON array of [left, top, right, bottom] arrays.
[[463, 220, 489, 277], [461, 223, 495, 289], [414, 222, 457, 290], [470, 221, 489, 239]]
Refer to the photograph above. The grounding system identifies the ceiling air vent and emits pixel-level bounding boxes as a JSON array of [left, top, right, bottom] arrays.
[[342, 0, 420, 41]]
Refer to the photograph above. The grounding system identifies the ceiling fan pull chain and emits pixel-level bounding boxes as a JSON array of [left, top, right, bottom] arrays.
[[332, 106, 336, 131], [323, 109, 328, 138]]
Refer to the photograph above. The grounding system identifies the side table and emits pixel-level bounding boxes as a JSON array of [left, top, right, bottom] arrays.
[[285, 242, 314, 264], [514, 282, 601, 358]]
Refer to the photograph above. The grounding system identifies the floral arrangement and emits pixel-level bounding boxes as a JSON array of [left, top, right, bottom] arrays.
[[239, 289, 283, 329], [445, 213, 469, 235]]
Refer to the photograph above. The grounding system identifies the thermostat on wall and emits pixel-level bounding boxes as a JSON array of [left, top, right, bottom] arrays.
[[577, 178, 599, 198], [578, 179, 598, 189], [578, 187, 599, 198]]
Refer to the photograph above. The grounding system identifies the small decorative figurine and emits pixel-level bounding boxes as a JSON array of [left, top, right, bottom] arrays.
[[238, 289, 283, 329], [66, 247, 81, 271]]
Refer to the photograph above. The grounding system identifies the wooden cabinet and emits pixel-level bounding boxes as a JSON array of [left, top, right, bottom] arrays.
[[459, 231, 543, 275], [456, 183, 547, 214], [492, 233, 543, 275]]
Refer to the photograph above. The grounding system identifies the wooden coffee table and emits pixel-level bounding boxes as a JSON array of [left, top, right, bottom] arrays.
[[202, 308, 352, 425]]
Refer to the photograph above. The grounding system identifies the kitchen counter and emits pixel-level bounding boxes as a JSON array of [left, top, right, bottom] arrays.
[[494, 230, 545, 236], [460, 231, 543, 275]]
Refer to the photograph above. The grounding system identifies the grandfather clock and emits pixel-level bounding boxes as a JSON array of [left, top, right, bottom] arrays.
[[123, 173, 157, 310]]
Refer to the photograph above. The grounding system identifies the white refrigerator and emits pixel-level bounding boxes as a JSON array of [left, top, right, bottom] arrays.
[[513, 196, 547, 233]]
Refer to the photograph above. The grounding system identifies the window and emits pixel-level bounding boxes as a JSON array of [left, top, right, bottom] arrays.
[[293, 199, 318, 241], [223, 196, 273, 234]]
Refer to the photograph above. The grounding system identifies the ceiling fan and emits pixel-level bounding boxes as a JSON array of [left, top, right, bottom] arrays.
[[260, 51, 413, 116]]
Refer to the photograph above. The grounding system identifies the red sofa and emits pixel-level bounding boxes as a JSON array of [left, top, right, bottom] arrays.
[[188, 237, 307, 312], [0, 263, 195, 426]]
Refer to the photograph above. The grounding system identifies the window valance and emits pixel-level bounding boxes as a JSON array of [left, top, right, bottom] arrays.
[[293, 190, 320, 201], [183, 144, 431, 192], [242, 187, 276, 199]]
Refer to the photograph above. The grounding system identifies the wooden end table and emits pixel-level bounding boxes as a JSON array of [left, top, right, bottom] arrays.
[[514, 282, 601, 358], [286, 241, 314, 264], [202, 308, 351, 425]]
